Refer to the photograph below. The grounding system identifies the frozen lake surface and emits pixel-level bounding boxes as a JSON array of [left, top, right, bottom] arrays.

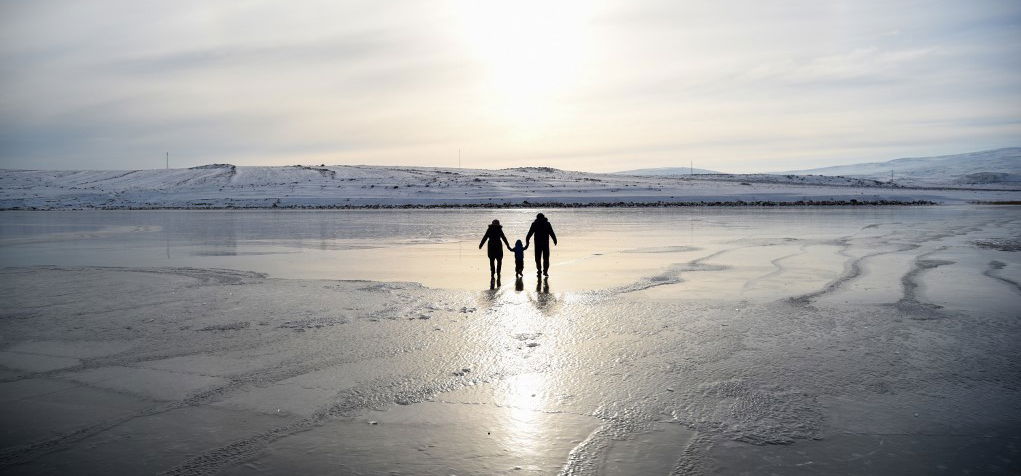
[[4, 206, 1020, 292], [0, 207, 1019, 474]]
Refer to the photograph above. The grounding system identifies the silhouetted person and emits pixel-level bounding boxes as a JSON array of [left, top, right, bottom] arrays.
[[508, 239, 529, 278], [525, 213, 557, 277], [479, 219, 511, 280]]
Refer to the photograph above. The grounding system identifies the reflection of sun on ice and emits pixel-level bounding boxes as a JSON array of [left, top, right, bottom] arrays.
[[453, 0, 593, 132], [477, 286, 567, 462], [502, 373, 548, 455], [478, 290, 557, 459]]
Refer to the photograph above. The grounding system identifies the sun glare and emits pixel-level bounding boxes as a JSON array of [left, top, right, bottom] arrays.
[[453, 0, 593, 131]]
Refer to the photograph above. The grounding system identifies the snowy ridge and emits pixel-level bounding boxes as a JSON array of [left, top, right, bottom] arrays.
[[1, 163, 1018, 209], [616, 166, 722, 176], [782, 147, 1021, 186]]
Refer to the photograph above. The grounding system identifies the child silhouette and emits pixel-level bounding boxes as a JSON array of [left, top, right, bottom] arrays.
[[508, 239, 529, 278]]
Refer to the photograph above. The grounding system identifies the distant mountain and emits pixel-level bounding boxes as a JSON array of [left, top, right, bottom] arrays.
[[617, 167, 722, 176], [782, 147, 1021, 186]]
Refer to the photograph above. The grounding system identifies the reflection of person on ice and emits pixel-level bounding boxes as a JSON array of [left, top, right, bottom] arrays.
[[525, 213, 557, 277], [479, 219, 511, 279]]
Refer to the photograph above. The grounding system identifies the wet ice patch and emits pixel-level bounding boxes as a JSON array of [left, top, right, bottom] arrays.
[[214, 358, 389, 417], [0, 351, 79, 372], [219, 400, 601, 475], [24, 405, 287, 476], [0, 383, 152, 450], [3, 339, 136, 359], [609, 260, 728, 295], [726, 237, 804, 247], [191, 250, 297, 256], [706, 431, 1021, 475], [278, 316, 346, 329], [974, 239, 1021, 252], [138, 354, 271, 377], [621, 245, 701, 254], [891, 256, 957, 319], [690, 379, 822, 445], [602, 422, 697, 475], [356, 281, 422, 292], [63, 366, 226, 401], [984, 260, 1021, 294], [198, 321, 250, 331], [0, 378, 79, 403]]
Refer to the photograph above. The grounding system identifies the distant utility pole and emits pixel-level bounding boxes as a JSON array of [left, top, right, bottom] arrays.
[[690, 160, 693, 175], [458, 148, 462, 168], [166, 152, 169, 169]]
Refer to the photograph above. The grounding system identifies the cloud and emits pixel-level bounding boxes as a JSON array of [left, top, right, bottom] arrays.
[[1, 0, 1019, 172]]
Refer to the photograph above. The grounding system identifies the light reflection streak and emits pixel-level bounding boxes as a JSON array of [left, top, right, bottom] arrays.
[[475, 282, 563, 458], [503, 372, 548, 456]]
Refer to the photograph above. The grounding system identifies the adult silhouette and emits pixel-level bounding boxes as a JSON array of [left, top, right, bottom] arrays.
[[479, 219, 511, 281], [525, 213, 558, 277]]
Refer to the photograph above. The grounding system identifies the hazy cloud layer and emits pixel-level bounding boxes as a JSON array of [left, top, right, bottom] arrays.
[[1, 0, 1019, 172]]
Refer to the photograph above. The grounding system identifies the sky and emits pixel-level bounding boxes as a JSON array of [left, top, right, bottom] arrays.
[[1, 0, 1019, 173]]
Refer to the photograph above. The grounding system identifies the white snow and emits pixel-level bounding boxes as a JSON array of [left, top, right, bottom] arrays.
[[2, 161, 1019, 209], [615, 166, 722, 175], [781, 147, 1021, 186]]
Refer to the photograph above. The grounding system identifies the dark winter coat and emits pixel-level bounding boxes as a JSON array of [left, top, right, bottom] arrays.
[[479, 225, 510, 258], [526, 217, 557, 249], [511, 242, 528, 263]]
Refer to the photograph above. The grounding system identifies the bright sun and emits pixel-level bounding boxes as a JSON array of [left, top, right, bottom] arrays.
[[453, 0, 593, 131]]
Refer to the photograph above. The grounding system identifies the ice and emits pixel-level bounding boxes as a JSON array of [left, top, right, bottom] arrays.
[[0, 378, 79, 404], [219, 402, 601, 476], [214, 358, 395, 417], [0, 352, 79, 372], [64, 366, 227, 401], [138, 354, 276, 377], [17, 406, 287, 475], [0, 381, 151, 448], [4, 206, 1014, 293], [602, 423, 698, 475], [0, 206, 1019, 474], [4, 340, 136, 359]]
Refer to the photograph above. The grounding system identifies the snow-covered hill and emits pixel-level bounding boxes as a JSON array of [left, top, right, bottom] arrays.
[[2, 163, 1017, 209], [782, 147, 1021, 186], [616, 167, 722, 176]]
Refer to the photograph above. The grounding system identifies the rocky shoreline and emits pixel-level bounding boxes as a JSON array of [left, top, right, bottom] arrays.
[[0, 199, 940, 211]]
